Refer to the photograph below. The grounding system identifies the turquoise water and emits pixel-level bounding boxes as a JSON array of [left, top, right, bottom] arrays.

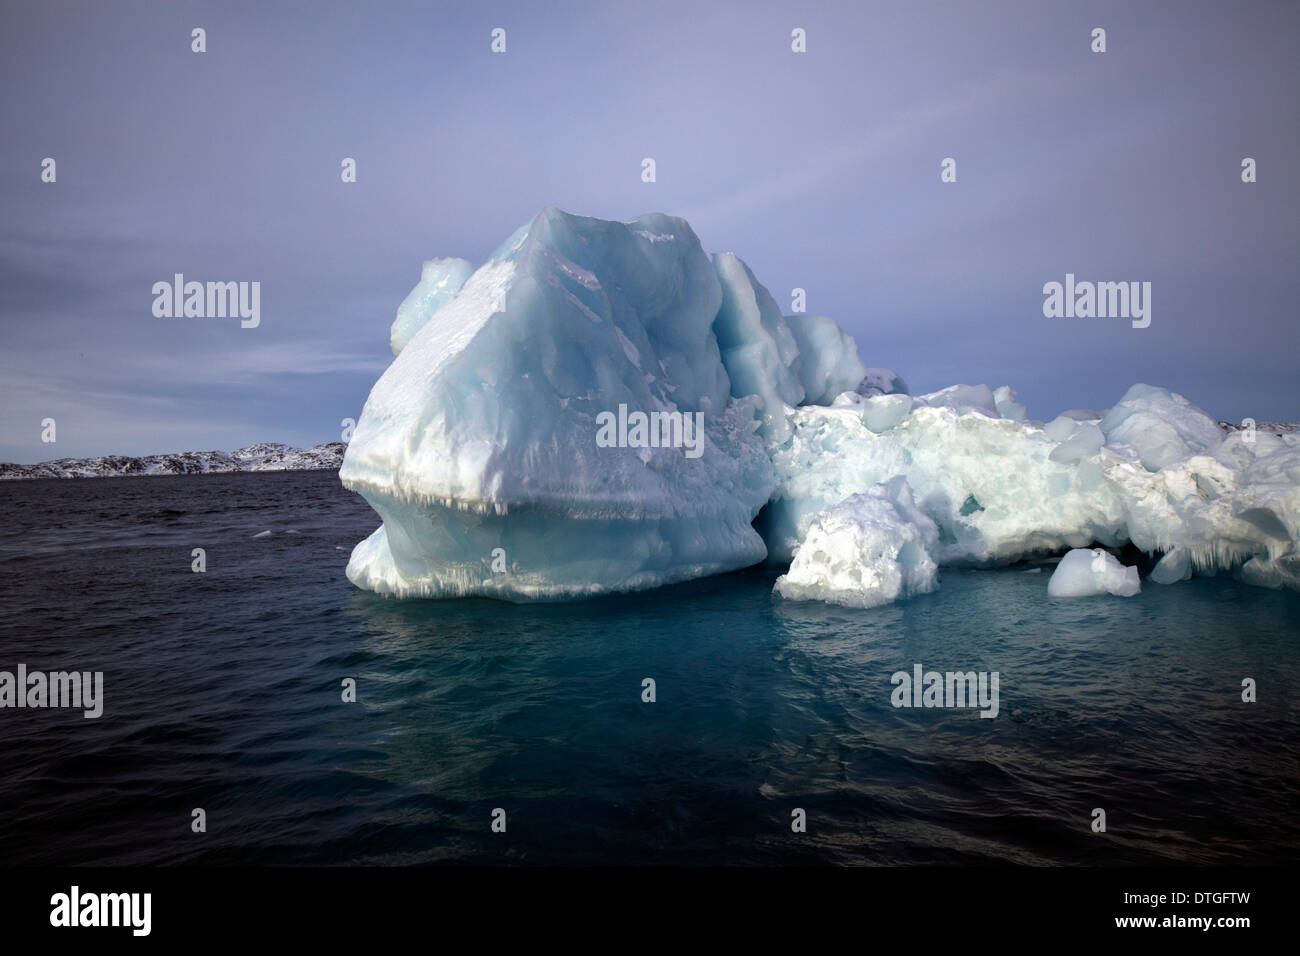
[[1, 471, 1297, 865]]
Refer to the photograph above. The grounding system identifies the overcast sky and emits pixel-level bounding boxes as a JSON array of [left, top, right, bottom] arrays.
[[1, 0, 1296, 462]]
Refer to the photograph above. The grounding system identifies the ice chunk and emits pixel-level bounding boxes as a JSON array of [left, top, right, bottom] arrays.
[[1047, 548, 1140, 598], [1043, 415, 1081, 442], [993, 385, 1028, 422], [1100, 384, 1224, 471], [1238, 553, 1300, 590], [861, 393, 913, 433], [1049, 422, 1104, 463], [785, 314, 868, 406], [1150, 547, 1192, 584], [390, 257, 475, 356], [774, 477, 939, 609]]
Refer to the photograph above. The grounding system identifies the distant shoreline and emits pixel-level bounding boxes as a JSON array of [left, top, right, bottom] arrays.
[[0, 442, 345, 481], [1, 466, 341, 482]]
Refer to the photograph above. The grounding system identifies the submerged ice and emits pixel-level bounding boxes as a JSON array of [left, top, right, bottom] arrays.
[[342, 207, 1300, 605]]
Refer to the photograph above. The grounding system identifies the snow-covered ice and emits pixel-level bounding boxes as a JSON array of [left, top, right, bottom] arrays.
[[766, 383, 1300, 588], [774, 477, 939, 608], [762, 395, 1126, 568]]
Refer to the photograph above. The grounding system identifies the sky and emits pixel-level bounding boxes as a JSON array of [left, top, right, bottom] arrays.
[[1, 0, 1296, 462]]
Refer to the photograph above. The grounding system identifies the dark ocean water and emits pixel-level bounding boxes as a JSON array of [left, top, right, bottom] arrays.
[[0, 470, 1297, 866]]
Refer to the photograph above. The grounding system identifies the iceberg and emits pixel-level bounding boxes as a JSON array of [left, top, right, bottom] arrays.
[[343, 208, 1300, 606], [342, 208, 778, 600]]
